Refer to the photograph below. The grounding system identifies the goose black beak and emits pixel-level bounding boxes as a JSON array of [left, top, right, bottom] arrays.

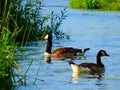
[[106, 54, 110, 56], [106, 54, 110, 57]]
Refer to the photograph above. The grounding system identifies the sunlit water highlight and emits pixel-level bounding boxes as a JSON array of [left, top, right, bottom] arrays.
[[14, 0, 120, 90]]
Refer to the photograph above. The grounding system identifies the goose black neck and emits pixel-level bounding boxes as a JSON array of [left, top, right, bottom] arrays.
[[96, 54, 104, 67], [45, 34, 52, 53]]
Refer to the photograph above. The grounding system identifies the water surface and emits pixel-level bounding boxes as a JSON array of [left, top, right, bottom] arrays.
[[14, 0, 120, 90]]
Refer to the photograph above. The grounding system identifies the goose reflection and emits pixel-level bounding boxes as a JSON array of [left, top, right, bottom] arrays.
[[71, 71, 104, 83]]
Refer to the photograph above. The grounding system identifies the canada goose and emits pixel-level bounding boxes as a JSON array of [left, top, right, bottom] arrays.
[[69, 50, 109, 74], [44, 34, 90, 59]]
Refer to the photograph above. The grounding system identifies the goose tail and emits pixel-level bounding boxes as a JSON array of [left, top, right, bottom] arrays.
[[83, 48, 90, 53], [69, 61, 91, 74], [69, 61, 81, 73]]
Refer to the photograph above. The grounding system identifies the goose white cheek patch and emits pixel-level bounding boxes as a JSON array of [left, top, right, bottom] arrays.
[[101, 51, 106, 56]]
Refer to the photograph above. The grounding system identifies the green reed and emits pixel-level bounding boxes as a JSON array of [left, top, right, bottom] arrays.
[[10, 0, 69, 46], [69, 0, 120, 11], [0, 0, 22, 89]]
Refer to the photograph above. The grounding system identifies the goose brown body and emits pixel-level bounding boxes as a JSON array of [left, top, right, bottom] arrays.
[[69, 50, 109, 74], [44, 34, 90, 59], [51, 47, 90, 58], [79, 63, 105, 73]]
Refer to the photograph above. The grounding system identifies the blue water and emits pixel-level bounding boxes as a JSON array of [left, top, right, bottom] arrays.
[[14, 0, 120, 90]]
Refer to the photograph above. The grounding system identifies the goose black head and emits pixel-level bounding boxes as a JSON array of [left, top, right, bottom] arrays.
[[98, 50, 110, 57]]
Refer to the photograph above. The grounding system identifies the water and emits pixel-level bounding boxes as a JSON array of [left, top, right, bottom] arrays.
[[14, 0, 120, 90]]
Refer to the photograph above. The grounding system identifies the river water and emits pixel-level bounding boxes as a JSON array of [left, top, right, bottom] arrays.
[[14, 0, 120, 90]]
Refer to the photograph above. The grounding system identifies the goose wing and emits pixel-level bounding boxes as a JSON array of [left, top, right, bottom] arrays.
[[52, 47, 82, 57], [79, 63, 104, 73]]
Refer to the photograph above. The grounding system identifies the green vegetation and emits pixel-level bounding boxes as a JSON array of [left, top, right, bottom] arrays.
[[0, 0, 69, 89], [10, 0, 69, 45], [0, 0, 21, 88], [69, 0, 120, 11]]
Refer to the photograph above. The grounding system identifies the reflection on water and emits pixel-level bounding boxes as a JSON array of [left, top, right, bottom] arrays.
[[45, 55, 87, 63], [71, 71, 104, 83], [45, 56, 52, 63], [13, 0, 120, 90]]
